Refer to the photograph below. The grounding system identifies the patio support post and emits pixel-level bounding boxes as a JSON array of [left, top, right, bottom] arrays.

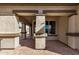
[[21, 23, 26, 39], [68, 15, 77, 49], [67, 7, 79, 50], [34, 10, 47, 49], [0, 15, 20, 49]]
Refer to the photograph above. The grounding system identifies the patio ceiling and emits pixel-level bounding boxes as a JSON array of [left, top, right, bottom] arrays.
[[19, 16, 35, 26], [45, 13, 75, 16], [16, 13, 36, 16], [17, 13, 75, 16], [16, 11, 76, 16], [44, 10, 76, 16]]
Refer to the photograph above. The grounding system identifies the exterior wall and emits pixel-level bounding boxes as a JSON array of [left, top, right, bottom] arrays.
[[46, 16, 58, 34], [45, 16, 68, 42], [46, 16, 58, 40], [58, 16, 68, 44]]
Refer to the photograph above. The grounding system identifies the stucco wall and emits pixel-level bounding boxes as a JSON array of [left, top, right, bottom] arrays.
[[58, 16, 68, 44], [46, 16, 58, 40], [45, 16, 68, 41]]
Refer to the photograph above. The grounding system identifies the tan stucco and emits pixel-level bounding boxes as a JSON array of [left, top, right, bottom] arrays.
[[68, 13, 79, 49], [42, 16, 68, 42], [58, 16, 68, 44]]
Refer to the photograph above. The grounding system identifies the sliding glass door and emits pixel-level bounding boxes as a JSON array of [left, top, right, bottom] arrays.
[[45, 21, 56, 35]]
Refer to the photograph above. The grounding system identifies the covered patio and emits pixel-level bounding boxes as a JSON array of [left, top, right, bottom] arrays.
[[0, 4, 79, 55], [0, 39, 79, 55]]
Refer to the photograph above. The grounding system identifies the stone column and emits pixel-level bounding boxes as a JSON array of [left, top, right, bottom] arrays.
[[34, 14, 47, 49], [67, 11, 79, 50], [32, 21, 34, 39], [67, 15, 77, 49], [21, 23, 26, 39], [67, 7, 79, 50], [73, 8, 79, 49], [0, 15, 20, 49]]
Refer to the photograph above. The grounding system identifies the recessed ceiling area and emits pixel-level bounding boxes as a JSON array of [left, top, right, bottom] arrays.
[[15, 9, 76, 17], [16, 13, 36, 16], [17, 9, 76, 26], [16, 12, 75, 16], [45, 13, 75, 16], [19, 16, 35, 26]]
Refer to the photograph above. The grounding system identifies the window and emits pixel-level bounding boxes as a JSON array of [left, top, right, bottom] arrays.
[[45, 21, 56, 35]]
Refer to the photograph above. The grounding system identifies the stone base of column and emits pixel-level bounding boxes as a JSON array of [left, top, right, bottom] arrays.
[[35, 37, 46, 49], [68, 36, 76, 49], [68, 36, 79, 50], [34, 33, 47, 49], [0, 37, 20, 49], [67, 33, 79, 49]]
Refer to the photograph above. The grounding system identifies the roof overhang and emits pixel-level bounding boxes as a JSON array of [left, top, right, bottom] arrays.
[[15, 10, 76, 16], [0, 3, 78, 6], [16, 13, 36, 16]]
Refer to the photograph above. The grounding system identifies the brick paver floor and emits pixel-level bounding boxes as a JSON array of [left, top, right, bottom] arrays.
[[0, 39, 79, 55]]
